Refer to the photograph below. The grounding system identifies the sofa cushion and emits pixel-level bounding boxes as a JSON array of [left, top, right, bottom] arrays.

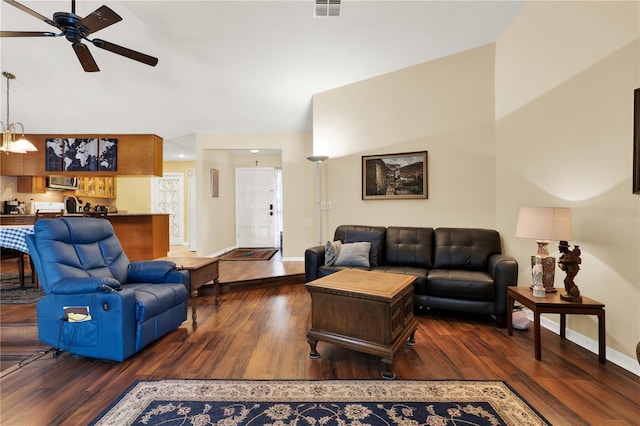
[[427, 269, 495, 300], [384, 226, 434, 269], [433, 228, 501, 271], [324, 240, 342, 266], [344, 229, 385, 267], [334, 242, 371, 267], [373, 265, 428, 295]]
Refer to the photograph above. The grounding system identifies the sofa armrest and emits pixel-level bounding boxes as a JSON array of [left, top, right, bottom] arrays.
[[305, 245, 325, 282], [488, 254, 518, 317], [50, 277, 122, 295]]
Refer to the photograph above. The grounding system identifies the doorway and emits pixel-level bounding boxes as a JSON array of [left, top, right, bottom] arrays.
[[235, 167, 280, 248]]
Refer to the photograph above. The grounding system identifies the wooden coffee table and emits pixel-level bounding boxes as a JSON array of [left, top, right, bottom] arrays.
[[306, 269, 417, 379], [157, 257, 220, 325], [507, 286, 606, 363]]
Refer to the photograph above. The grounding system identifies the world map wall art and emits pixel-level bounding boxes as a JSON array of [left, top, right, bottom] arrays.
[[45, 138, 118, 172]]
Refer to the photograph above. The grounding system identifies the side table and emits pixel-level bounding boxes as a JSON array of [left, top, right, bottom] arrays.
[[507, 286, 606, 363], [156, 257, 220, 325]]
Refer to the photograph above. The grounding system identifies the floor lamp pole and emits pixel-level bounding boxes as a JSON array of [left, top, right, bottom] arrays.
[[306, 156, 329, 246]]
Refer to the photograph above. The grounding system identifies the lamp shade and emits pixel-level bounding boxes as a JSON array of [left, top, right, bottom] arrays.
[[515, 207, 573, 241]]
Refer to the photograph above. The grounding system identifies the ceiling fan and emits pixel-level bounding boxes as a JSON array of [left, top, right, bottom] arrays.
[[0, 0, 158, 72]]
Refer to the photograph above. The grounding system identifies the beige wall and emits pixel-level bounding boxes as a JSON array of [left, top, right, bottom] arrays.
[[195, 132, 314, 258], [311, 1, 639, 371], [313, 44, 498, 237], [495, 1, 639, 371], [116, 176, 151, 213]]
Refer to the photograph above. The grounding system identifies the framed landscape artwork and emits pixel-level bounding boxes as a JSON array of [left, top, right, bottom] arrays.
[[362, 151, 428, 200]]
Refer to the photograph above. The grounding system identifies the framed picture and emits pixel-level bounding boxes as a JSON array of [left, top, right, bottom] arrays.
[[362, 151, 428, 200], [45, 138, 64, 171], [64, 138, 98, 171], [211, 168, 219, 197], [98, 138, 118, 171], [634, 88, 640, 194]]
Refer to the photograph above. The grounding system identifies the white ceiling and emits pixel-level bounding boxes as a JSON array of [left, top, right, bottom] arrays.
[[1, 0, 525, 161]]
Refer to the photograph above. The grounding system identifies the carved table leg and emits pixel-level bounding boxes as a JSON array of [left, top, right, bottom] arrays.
[[308, 337, 321, 359], [380, 357, 396, 380], [406, 330, 416, 346]]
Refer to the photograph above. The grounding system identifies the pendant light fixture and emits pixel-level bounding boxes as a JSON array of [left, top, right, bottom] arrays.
[[1, 71, 37, 154]]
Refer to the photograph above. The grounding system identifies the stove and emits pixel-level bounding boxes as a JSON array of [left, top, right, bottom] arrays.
[[30, 201, 66, 215]]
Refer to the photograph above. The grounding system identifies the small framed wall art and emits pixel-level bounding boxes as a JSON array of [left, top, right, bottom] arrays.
[[362, 151, 428, 200], [211, 168, 219, 197]]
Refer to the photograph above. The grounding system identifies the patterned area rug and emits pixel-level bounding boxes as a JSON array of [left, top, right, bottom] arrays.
[[221, 248, 278, 261], [0, 273, 43, 305], [90, 379, 549, 426]]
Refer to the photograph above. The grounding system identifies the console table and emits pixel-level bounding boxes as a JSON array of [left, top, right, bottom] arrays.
[[507, 286, 606, 363]]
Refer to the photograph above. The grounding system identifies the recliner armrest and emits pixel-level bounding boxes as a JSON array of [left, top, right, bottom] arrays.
[[50, 277, 122, 295], [305, 245, 325, 282], [128, 260, 177, 283]]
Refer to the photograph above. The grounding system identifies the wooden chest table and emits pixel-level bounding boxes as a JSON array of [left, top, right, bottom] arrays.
[[306, 269, 417, 379], [156, 257, 219, 325]]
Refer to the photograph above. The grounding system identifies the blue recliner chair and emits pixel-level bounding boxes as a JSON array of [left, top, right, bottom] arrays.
[[25, 217, 189, 361]]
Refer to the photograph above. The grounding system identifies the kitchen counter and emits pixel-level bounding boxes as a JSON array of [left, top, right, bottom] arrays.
[[0, 213, 170, 261]]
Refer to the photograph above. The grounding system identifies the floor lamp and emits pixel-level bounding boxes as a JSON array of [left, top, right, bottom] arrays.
[[307, 156, 329, 245]]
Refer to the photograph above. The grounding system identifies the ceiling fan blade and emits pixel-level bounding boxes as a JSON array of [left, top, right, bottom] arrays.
[[91, 39, 158, 67], [3, 0, 59, 29], [72, 43, 100, 72], [1, 31, 57, 37], [78, 5, 122, 35]]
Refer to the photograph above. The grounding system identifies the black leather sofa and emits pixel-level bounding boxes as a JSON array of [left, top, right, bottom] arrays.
[[305, 225, 518, 327]]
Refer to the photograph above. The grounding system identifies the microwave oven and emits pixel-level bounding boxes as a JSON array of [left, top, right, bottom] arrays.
[[46, 176, 79, 191]]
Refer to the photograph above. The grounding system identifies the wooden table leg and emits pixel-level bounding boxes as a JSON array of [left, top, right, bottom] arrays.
[[507, 293, 514, 336], [560, 313, 567, 339], [533, 309, 541, 361], [598, 310, 606, 364]]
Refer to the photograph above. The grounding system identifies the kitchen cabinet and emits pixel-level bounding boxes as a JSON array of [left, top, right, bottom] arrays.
[[76, 177, 116, 199], [16, 176, 46, 193], [0, 134, 163, 176]]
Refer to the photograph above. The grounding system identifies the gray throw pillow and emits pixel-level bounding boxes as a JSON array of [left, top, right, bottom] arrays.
[[325, 240, 342, 266], [345, 229, 384, 267], [334, 242, 371, 267]]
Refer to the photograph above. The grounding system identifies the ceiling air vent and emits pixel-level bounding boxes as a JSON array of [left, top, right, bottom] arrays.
[[315, 0, 341, 18]]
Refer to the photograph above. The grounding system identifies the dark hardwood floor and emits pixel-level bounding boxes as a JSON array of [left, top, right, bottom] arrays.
[[1, 251, 638, 425]]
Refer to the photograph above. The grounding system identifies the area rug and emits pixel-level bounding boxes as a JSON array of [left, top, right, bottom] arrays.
[[90, 379, 550, 426], [0, 273, 43, 305], [221, 248, 278, 261]]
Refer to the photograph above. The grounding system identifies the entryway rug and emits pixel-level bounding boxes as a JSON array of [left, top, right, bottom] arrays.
[[221, 248, 278, 261], [0, 273, 43, 305], [90, 379, 550, 426]]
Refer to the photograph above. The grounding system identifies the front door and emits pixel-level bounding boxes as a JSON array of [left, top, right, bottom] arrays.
[[236, 168, 277, 248]]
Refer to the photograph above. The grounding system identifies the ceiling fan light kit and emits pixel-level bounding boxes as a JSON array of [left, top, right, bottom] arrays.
[[0, 0, 159, 72]]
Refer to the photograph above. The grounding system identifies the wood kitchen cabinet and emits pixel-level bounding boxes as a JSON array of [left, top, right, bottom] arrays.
[[76, 177, 116, 199], [0, 134, 163, 176], [16, 176, 46, 193]]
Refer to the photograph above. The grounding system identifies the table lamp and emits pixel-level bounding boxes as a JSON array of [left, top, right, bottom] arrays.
[[515, 207, 573, 293]]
